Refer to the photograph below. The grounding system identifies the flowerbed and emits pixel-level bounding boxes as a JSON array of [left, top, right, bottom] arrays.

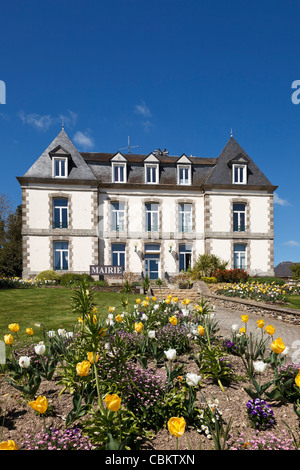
[[1, 286, 300, 451], [216, 281, 300, 303]]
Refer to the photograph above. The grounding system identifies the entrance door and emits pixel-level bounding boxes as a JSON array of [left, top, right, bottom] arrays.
[[145, 254, 160, 280]]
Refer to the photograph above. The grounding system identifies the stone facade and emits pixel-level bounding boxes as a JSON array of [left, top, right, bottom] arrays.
[[17, 129, 278, 279]]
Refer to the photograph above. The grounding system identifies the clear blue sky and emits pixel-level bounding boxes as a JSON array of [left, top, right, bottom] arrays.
[[1, 0, 300, 267]]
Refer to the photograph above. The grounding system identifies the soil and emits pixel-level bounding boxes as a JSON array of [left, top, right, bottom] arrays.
[[1, 333, 300, 452]]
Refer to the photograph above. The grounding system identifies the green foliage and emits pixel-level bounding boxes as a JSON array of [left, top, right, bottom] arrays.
[[291, 264, 300, 280], [59, 273, 94, 286], [0, 205, 22, 277], [191, 254, 228, 279], [35, 270, 61, 282]]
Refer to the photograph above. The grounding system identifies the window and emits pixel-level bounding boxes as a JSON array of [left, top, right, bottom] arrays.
[[145, 164, 158, 184], [112, 163, 126, 183], [233, 243, 246, 269], [53, 157, 68, 178], [111, 202, 125, 232], [178, 165, 191, 185], [111, 243, 126, 269], [178, 203, 192, 232], [53, 241, 69, 270], [145, 203, 159, 231], [233, 203, 246, 232], [179, 244, 192, 272], [232, 164, 247, 184], [53, 199, 68, 229]]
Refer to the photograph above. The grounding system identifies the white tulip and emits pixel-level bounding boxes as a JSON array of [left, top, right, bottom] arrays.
[[164, 349, 176, 361], [34, 342, 46, 356], [148, 330, 156, 339], [19, 356, 30, 368], [253, 360, 268, 373], [231, 324, 239, 331], [186, 372, 201, 386], [47, 330, 55, 338], [58, 328, 66, 337]]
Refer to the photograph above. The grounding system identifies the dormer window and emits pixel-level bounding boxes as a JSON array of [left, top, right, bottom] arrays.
[[176, 154, 192, 185], [53, 157, 68, 178], [232, 164, 247, 184], [229, 153, 249, 185], [112, 162, 126, 183], [49, 145, 71, 178], [145, 164, 159, 183], [110, 153, 127, 183]]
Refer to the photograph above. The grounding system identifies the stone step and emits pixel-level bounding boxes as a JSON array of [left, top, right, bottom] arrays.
[[151, 287, 201, 301]]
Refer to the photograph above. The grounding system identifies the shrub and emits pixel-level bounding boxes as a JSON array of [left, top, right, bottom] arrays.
[[201, 276, 217, 284], [35, 270, 61, 283], [213, 268, 249, 283], [60, 273, 94, 286]]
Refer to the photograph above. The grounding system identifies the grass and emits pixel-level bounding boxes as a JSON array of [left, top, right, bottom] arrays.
[[0, 287, 144, 342], [286, 295, 300, 310]]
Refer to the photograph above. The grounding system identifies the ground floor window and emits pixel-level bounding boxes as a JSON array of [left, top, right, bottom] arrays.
[[144, 243, 160, 280], [111, 243, 126, 269], [54, 241, 69, 270], [233, 243, 246, 269], [179, 244, 192, 272]]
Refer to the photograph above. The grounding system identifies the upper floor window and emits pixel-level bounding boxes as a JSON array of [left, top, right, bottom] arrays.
[[53, 198, 68, 229], [232, 164, 247, 184], [178, 203, 192, 232], [145, 164, 159, 184], [53, 241, 69, 270], [53, 157, 68, 178], [112, 163, 126, 183], [111, 202, 125, 232], [178, 165, 191, 185], [145, 203, 159, 231], [233, 203, 246, 232]]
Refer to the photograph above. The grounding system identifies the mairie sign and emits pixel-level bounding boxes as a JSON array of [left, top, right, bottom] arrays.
[[90, 265, 123, 276]]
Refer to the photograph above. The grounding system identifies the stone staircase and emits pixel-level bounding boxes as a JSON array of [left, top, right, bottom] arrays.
[[151, 282, 208, 302]]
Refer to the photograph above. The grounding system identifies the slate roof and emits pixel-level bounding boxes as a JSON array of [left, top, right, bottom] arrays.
[[274, 262, 300, 278], [17, 130, 277, 190]]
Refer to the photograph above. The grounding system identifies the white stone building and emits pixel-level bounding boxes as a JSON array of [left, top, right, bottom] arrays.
[[17, 128, 277, 280]]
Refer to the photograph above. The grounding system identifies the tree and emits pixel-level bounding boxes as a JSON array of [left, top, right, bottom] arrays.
[[290, 264, 300, 280], [190, 253, 228, 279], [0, 204, 22, 277]]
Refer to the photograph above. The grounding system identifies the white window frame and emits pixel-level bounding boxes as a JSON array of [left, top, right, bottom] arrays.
[[233, 203, 246, 232], [112, 162, 127, 183], [178, 203, 192, 233], [145, 203, 159, 232], [53, 157, 68, 178], [111, 202, 126, 232], [145, 163, 159, 184], [53, 198, 68, 229], [111, 243, 126, 269], [232, 164, 247, 184], [177, 165, 191, 185], [53, 241, 69, 270], [233, 243, 247, 269]]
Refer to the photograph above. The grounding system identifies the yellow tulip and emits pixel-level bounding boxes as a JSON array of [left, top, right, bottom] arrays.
[[265, 325, 275, 336], [115, 314, 123, 323], [169, 316, 177, 326], [152, 296, 156, 301], [28, 395, 48, 414], [168, 417, 186, 437], [142, 300, 149, 307], [241, 315, 248, 323], [136, 298, 141, 304], [240, 327, 246, 334], [76, 360, 91, 376], [0, 440, 18, 450], [104, 393, 121, 411], [271, 337, 286, 354], [257, 319, 265, 329], [135, 322, 143, 333], [172, 297, 178, 303], [26, 328, 33, 336], [8, 323, 19, 333], [87, 352, 99, 363], [198, 325, 205, 336], [295, 371, 300, 389], [4, 334, 13, 345], [165, 299, 171, 304]]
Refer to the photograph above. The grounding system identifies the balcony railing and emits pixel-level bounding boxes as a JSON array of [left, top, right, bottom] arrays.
[[111, 224, 125, 232], [53, 221, 68, 229], [233, 225, 246, 232]]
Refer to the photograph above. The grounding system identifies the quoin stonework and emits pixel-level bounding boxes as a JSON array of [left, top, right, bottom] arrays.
[[17, 128, 277, 280]]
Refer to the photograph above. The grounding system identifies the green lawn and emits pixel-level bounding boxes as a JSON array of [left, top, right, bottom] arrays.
[[0, 287, 144, 342], [286, 295, 300, 310]]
